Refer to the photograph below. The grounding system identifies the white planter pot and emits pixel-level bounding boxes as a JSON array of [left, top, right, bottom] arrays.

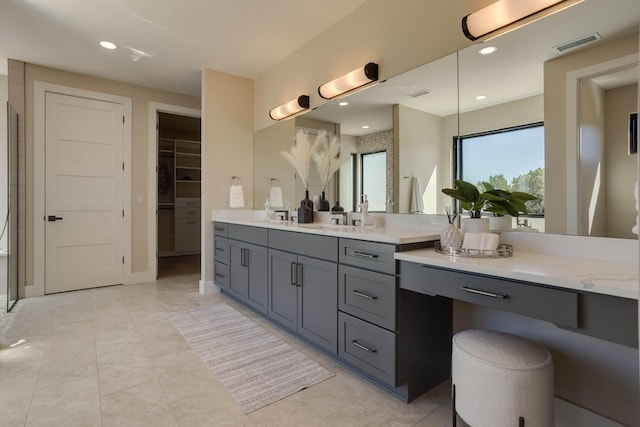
[[460, 217, 490, 234], [489, 215, 514, 231]]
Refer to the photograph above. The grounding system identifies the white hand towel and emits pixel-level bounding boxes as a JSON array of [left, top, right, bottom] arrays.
[[410, 177, 424, 214], [462, 232, 499, 252], [229, 184, 245, 208], [269, 185, 283, 208]]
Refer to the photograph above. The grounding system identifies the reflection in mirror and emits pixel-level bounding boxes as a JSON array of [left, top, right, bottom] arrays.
[[296, 52, 459, 215], [457, 0, 638, 237], [254, 0, 638, 237]]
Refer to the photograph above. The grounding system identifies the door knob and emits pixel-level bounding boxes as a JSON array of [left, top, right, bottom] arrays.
[[47, 215, 63, 222]]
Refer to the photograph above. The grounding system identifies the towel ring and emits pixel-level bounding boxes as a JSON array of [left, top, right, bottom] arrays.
[[270, 178, 281, 187], [230, 176, 242, 185]]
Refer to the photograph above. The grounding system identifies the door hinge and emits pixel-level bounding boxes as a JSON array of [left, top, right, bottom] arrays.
[[122, 209, 125, 217], [122, 256, 125, 264], [122, 162, 125, 171], [123, 116, 125, 124]]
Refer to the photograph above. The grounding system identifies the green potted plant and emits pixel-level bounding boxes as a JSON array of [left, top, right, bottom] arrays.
[[441, 180, 537, 232], [482, 183, 538, 231]]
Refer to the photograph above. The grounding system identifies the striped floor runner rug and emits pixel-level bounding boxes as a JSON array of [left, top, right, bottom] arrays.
[[168, 303, 334, 413]]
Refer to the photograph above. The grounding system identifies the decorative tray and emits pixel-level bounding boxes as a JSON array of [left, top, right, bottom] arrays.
[[434, 241, 513, 258]]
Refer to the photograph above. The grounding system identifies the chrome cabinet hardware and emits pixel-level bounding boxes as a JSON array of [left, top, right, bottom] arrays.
[[290, 262, 297, 286], [462, 286, 509, 299], [351, 339, 377, 353], [352, 251, 378, 259], [352, 290, 378, 300]]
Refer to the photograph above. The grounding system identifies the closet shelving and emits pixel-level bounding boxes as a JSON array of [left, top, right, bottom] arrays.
[[158, 138, 201, 256]]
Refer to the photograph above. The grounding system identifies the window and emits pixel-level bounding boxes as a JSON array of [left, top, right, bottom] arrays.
[[455, 122, 544, 216], [361, 151, 386, 212]]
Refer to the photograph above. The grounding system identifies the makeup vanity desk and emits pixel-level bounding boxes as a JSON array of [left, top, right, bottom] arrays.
[[396, 240, 639, 348]]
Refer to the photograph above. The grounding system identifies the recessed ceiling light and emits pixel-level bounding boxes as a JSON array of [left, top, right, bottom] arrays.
[[479, 45, 498, 55], [338, 101, 349, 106], [475, 95, 486, 100], [100, 41, 118, 50], [362, 125, 370, 129]]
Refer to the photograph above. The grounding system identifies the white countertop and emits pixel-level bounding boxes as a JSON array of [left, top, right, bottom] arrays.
[[395, 248, 639, 300], [214, 217, 441, 245]]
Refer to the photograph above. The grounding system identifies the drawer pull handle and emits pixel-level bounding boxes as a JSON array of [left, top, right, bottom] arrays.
[[352, 290, 377, 300], [352, 251, 379, 259], [215, 247, 225, 252], [291, 262, 297, 286], [462, 286, 509, 299], [215, 273, 225, 278], [215, 227, 225, 231], [351, 340, 377, 353]]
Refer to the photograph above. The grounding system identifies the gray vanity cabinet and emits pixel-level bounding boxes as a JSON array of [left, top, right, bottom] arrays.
[[213, 223, 229, 288], [228, 241, 268, 313], [223, 224, 269, 314], [268, 249, 338, 354], [337, 238, 451, 401], [267, 230, 339, 355]]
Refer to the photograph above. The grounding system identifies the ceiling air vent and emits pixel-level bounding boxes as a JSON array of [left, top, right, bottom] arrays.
[[553, 33, 602, 53], [410, 89, 430, 98]]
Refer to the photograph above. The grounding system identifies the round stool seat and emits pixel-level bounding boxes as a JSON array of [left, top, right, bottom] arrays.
[[452, 329, 554, 427]]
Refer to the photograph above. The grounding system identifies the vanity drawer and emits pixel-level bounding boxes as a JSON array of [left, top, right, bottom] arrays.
[[214, 237, 228, 263], [339, 265, 396, 331], [338, 312, 396, 387], [269, 229, 337, 262], [214, 260, 229, 287], [213, 222, 228, 237], [228, 224, 268, 246], [399, 262, 579, 328], [339, 239, 396, 275]]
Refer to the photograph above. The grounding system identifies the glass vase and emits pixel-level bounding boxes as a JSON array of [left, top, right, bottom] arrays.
[[440, 223, 463, 249]]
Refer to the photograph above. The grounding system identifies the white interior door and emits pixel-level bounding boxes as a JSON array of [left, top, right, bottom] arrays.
[[45, 93, 124, 293]]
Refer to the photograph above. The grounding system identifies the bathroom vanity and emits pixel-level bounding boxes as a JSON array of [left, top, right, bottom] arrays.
[[212, 218, 639, 406], [213, 219, 452, 401]]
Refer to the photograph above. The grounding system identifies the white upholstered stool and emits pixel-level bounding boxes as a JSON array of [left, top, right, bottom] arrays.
[[452, 329, 554, 427]]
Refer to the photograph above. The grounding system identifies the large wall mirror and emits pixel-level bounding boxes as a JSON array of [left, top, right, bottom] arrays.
[[254, 0, 639, 238]]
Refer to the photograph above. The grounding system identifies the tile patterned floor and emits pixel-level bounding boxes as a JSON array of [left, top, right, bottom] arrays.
[[0, 272, 460, 427]]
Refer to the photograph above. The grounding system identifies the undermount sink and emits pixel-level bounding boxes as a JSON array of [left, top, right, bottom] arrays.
[[299, 224, 357, 232]]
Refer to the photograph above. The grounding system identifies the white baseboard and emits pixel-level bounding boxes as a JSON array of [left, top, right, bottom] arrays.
[[125, 270, 155, 285], [554, 397, 623, 427], [199, 280, 220, 295]]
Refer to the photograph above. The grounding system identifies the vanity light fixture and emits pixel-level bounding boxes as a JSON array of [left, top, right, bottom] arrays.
[[268, 95, 310, 121], [99, 40, 118, 50], [475, 95, 487, 100], [462, 0, 584, 41], [318, 62, 379, 99]]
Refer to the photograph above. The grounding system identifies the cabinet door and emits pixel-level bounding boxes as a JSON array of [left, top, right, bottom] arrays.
[[268, 249, 298, 332], [298, 255, 338, 355], [227, 241, 246, 300], [245, 243, 268, 315]]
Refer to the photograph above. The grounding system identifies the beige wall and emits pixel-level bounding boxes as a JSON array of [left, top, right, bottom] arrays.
[[253, 0, 487, 132], [605, 84, 638, 238], [544, 33, 639, 234], [22, 64, 200, 289], [579, 78, 606, 236], [201, 69, 254, 283]]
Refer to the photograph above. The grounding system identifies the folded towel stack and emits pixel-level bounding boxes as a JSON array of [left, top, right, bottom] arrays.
[[462, 232, 499, 253]]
